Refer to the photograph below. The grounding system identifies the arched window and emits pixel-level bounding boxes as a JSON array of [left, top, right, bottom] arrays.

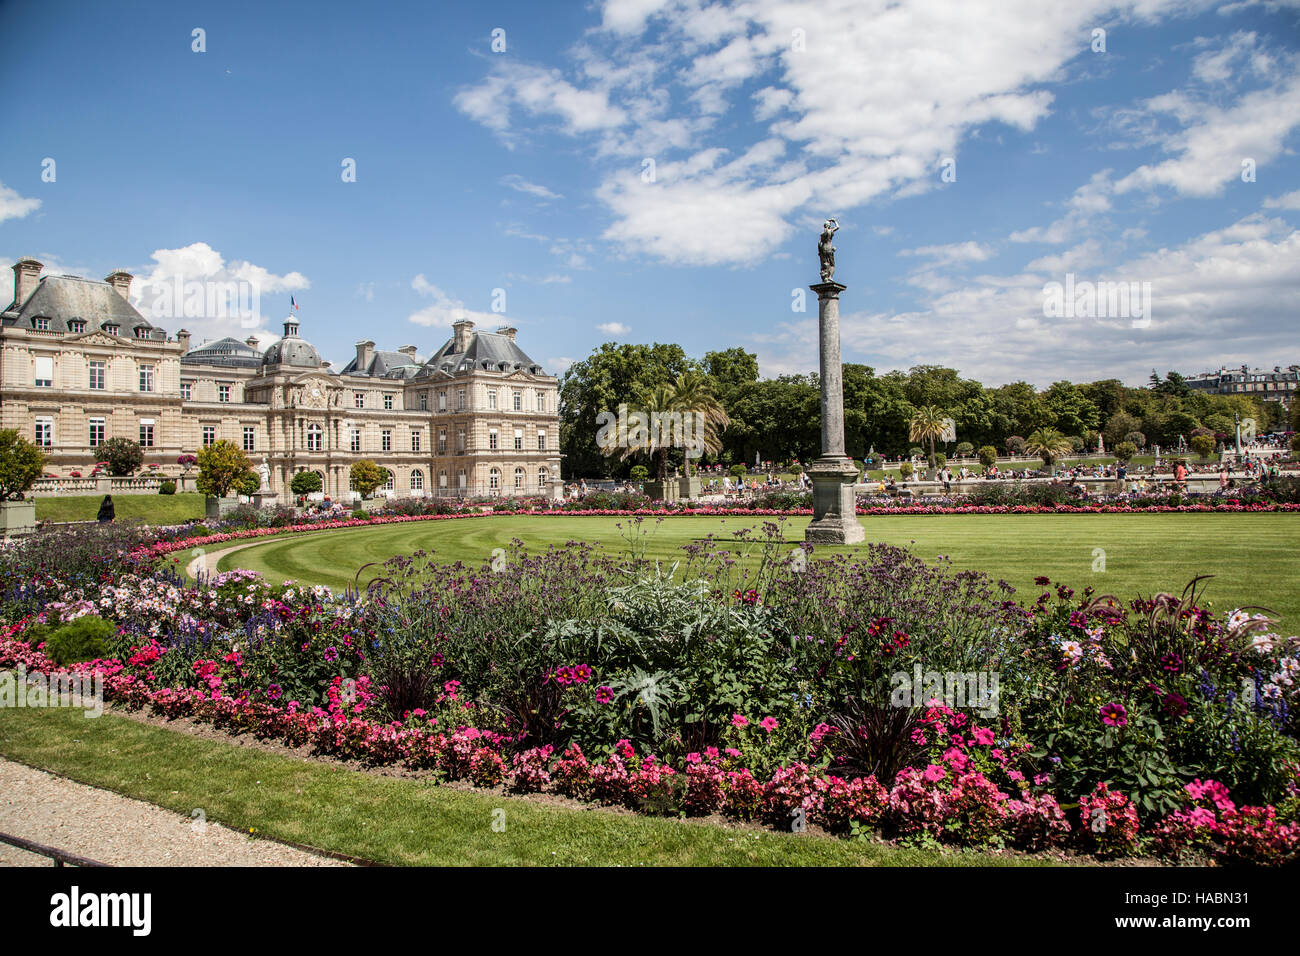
[[383, 470, 395, 491], [514, 467, 525, 489], [538, 467, 548, 486], [411, 469, 424, 492], [439, 470, 448, 488], [489, 468, 500, 490]]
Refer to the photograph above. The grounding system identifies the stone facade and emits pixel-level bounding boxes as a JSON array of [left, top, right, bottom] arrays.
[[0, 259, 562, 502]]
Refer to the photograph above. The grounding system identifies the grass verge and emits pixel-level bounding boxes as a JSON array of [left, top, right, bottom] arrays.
[[35, 493, 205, 524], [0, 706, 1056, 867]]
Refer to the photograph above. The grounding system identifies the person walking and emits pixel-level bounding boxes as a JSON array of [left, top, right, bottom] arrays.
[[96, 494, 115, 524]]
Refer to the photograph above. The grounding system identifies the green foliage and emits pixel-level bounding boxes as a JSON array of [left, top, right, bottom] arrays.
[[44, 615, 116, 667], [629, 465, 649, 482], [899, 461, 914, 479], [1190, 434, 1216, 459], [977, 446, 998, 469], [955, 442, 974, 457], [100, 437, 143, 477], [290, 471, 322, 496], [350, 460, 388, 498], [729, 464, 747, 478], [196, 440, 252, 498], [237, 472, 261, 497], [159, 480, 177, 495], [0, 428, 47, 501], [933, 452, 947, 469], [1114, 441, 1138, 463]]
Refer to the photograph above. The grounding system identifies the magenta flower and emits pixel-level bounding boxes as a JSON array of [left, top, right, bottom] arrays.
[[759, 716, 779, 733], [1100, 702, 1128, 727], [731, 714, 749, 728], [595, 685, 614, 704]]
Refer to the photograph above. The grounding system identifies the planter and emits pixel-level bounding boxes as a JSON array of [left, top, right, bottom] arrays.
[[204, 496, 244, 520], [643, 480, 680, 503], [677, 476, 701, 500], [0, 499, 36, 539], [359, 497, 386, 512]]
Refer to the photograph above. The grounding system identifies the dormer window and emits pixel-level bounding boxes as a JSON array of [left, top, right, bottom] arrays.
[[105, 324, 119, 336], [68, 319, 86, 333], [33, 317, 50, 331]]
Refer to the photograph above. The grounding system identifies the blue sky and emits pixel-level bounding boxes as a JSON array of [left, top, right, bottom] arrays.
[[2, 0, 1298, 388]]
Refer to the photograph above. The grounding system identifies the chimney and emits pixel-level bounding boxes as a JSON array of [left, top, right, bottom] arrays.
[[11, 257, 42, 308], [246, 336, 260, 350], [105, 269, 133, 301], [496, 326, 517, 342], [355, 339, 375, 371], [398, 344, 418, 357], [176, 329, 191, 351], [452, 319, 474, 353]]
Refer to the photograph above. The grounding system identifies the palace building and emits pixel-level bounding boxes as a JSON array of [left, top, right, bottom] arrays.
[[0, 258, 562, 502]]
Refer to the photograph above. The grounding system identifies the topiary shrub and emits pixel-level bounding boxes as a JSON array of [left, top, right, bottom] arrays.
[[159, 480, 177, 495], [44, 615, 116, 666], [352, 508, 367, 520]]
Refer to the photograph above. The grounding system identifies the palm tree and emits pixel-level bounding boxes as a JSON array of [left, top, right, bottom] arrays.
[[908, 405, 948, 475], [667, 371, 729, 478], [1025, 427, 1073, 475]]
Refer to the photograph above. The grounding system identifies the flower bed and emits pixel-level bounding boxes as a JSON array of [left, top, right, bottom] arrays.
[[4, 521, 1299, 863]]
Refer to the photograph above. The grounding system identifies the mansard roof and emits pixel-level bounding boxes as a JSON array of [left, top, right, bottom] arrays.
[[2, 274, 166, 340]]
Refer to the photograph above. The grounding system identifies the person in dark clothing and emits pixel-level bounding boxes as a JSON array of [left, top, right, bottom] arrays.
[[96, 494, 115, 524]]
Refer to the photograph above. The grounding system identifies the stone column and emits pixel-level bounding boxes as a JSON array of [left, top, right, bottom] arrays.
[[805, 280, 865, 545]]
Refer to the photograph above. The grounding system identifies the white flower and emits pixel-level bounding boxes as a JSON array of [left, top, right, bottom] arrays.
[[1059, 640, 1084, 662], [1227, 609, 1251, 631]]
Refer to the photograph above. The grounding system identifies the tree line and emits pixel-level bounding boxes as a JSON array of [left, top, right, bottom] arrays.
[[558, 343, 1297, 477]]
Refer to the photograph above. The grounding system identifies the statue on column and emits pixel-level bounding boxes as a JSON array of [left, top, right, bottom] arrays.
[[817, 217, 840, 282], [258, 456, 272, 491]]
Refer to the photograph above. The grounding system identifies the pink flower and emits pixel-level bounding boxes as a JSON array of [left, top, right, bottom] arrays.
[[759, 716, 779, 733], [972, 727, 995, 746], [922, 764, 947, 783], [731, 714, 749, 728]]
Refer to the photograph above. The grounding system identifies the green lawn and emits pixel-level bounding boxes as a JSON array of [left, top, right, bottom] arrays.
[[35, 492, 205, 524], [216, 512, 1300, 625], [0, 706, 1044, 866]]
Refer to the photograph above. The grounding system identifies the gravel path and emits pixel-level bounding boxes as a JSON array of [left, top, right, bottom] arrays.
[[0, 758, 347, 867]]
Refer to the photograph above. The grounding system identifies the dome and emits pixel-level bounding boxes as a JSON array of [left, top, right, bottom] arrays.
[[262, 317, 323, 369]]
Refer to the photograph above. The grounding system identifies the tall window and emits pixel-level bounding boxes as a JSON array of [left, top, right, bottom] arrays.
[[457, 428, 466, 453], [438, 391, 446, 411], [539, 466, 548, 486], [34, 356, 53, 387], [488, 390, 497, 410], [457, 389, 466, 410], [384, 394, 394, 410], [307, 424, 323, 451], [34, 417, 53, 448], [419, 392, 428, 411], [350, 428, 361, 452], [139, 364, 154, 392], [512, 390, 522, 411], [514, 467, 525, 489], [381, 429, 392, 452], [489, 468, 500, 490], [354, 392, 365, 409], [411, 469, 424, 492], [383, 471, 395, 491], [537, 429, 547, 450], [243, 427, 256, 452], [439, 470, 448, 488], [180, 381, 192, 401], [438, 428, 446, 454], [89, 361, 105, 390], [457, 468, 466, 489], [202, 426, 216, 446], [536, 391, 545, 412], [89, 418, 105, 448], [513, 428, 523, 451], [488, 428, 498, 450], [218, 383, 231, 403], [139, 420, 155, 448], [411, 431, 421, 453]]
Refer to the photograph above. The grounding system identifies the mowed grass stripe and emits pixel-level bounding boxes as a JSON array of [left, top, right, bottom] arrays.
[[0, 707, 1047, 866], [217, 513, 1300, 624]]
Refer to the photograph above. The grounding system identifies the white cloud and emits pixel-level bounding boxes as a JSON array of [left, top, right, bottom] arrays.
[[900, 241, 993, 264], [408, 275, 502, 328], [500, 174, 563, 200], [1263, 188, 1300, 209], [546, 355, 576, 374], [0, 182, 40, 224], [128, 242, 307, 345], [753, 213, 1300, 387], [597, 321, 630, 335], [456, 0, 1219, 267]]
